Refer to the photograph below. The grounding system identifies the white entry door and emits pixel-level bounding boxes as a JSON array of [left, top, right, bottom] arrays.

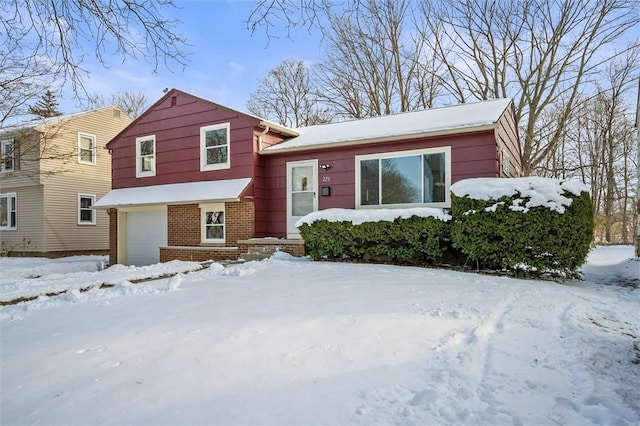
[[287, 160, 318, 237]]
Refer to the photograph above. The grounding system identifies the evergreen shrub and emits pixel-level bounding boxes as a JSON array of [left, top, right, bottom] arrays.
[[298, 214, 450, 264], [450, 183, 593, 278]]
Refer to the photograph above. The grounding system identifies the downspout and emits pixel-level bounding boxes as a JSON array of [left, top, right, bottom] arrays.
[[258, 125, 270, 152]]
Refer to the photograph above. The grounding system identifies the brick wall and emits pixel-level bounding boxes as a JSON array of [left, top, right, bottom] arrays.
[[108, 209, 118, 265], [160, 247, 240, 262], [225, 201, 255, 246], [167, 204, 200, 246], [159, 201, 256, 262]]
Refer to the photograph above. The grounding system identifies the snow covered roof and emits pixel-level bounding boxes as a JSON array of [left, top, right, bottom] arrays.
[[95, 178, 252, 208], [264, 98, 513, 153]]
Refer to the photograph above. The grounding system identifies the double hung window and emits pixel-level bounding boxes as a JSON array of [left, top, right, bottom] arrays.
[[200, 123, 230, 171], [78, 194, 96, 225], [200, 203, 225, 242], [78, 133, 97, 165], [136, 135, 156, 177], [0, 193, 17, 229], [1, 139, 14, 172]]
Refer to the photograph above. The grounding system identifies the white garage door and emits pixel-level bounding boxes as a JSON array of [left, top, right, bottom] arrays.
[[125, 210, 167, 266]]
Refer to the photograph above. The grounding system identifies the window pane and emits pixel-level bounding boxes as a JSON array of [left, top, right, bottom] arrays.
[[80, 149, 93, 162], [205, 128, 227, 147], [3, 142, 13, 170], [423, 153, 446, 202], [360, 159, 379, 205], [292, 166, 313, 191], [381, 156, 421, 204], [292, 192, 314, 216], [206, 211, 224, 225], [80, 209, 93, 221], [80, 137, 93, 150], [141, 156, 154, 172], [80, 197, 92, 208], [207, 146, 228, 165], [140, 140, 154, 156], [0, 198, 6, 226], [206, 225, 224, 240]]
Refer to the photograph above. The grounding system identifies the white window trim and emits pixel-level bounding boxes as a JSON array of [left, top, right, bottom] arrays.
[[0, 192, 17, 230], [77, 132, 97, 165], [200, 202, 225, 243], [1, 139, 14, 173], [136, 135, 156, 178], [355, 146, 451, 209], [200, 123, 231, 171], [78, 193, 96, 225]]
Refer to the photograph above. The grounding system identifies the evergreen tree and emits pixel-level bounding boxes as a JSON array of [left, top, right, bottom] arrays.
[[28, 90, 63, 118]]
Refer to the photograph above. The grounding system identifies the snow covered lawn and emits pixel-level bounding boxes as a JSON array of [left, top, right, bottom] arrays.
[[1, 247, 639, 425]]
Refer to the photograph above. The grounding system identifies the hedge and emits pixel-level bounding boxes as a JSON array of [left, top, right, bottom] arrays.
[[298, 209, 451, 265], [450, 181, 593, 278]]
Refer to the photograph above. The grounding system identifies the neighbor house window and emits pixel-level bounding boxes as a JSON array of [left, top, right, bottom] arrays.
[[356, 147, 451, 208], [78, 194, 96, 225], [136, 135, 156, 177], [78, 132, 97, 165], [0, 192, 17, 229], [200, 123, 230, 171], [1, 139, 14, 172], [200, 203, 225, 242]]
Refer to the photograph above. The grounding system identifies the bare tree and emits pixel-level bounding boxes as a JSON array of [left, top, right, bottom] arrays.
[[0, 0, 187, 125], [546, 52, 639, 244], [248, 1, 639, 173], [246, 60, 331, 127], [315, 0, 441, 120], [418, 0, 640, 176], [89, 91, 150, 119]]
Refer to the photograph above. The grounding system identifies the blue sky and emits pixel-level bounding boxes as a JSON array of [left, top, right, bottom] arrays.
[[60, 1, 321, 114]]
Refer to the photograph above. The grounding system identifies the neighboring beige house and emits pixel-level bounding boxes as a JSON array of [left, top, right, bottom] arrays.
[[0, 107, 131, 256]]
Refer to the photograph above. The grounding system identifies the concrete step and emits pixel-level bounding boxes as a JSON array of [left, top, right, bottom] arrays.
[[239, 252, 272, 262]]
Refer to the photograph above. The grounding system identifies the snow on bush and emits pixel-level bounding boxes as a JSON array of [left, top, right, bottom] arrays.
[[296, 207, 451, 227], [450, 177, 593, 277], [451, 176, 589, 213]]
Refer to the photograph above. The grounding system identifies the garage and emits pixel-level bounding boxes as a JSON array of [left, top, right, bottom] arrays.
[[125, 209, 167, 266]]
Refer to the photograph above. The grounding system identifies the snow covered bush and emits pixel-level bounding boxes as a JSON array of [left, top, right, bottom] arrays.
[[450, 177, 593, 278], [297, 208, 451, 264]]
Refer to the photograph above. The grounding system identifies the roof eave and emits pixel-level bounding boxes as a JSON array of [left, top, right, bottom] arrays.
[[260, 123, 498, 155], [95, 196, 242, 210], [259, 120, 299, 137]]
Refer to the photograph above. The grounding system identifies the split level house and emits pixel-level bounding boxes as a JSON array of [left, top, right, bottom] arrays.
[[96, 89, 521, 266], [0, 107, 132, 255]]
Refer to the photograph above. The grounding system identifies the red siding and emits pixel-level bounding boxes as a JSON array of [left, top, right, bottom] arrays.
[[255, 130, 499, 237], [110, 91, 266, 189]]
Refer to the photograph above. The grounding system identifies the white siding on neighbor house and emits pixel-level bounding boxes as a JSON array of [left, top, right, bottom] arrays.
[[0, 130, 42, 188], [43, 174, 110, 252], [0, 184, 45, 253], [40, 107, 131, 252]]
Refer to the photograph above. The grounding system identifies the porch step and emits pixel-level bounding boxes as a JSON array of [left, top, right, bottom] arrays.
[[239, 245, 278, 262]]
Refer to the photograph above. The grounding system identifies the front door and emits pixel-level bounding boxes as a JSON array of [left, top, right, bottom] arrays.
[[287, 160, 318, 238]]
